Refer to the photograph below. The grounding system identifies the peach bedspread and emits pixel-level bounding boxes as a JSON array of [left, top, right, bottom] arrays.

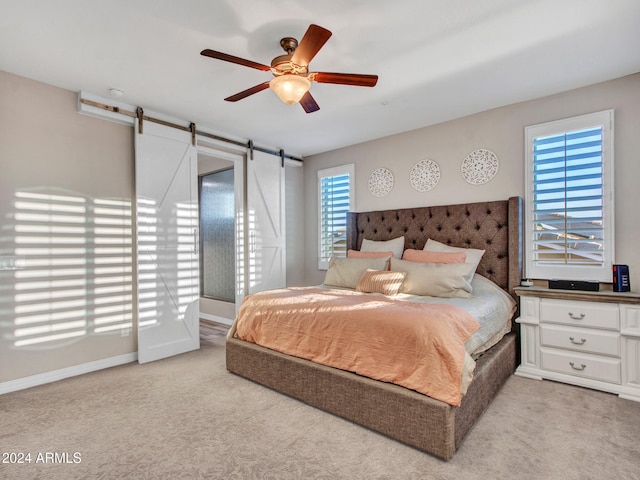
[[233, 287, 480, 406]]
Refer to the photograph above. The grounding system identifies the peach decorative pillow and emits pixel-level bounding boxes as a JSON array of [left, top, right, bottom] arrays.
[[348, 249, 394, 259], [356, 269, 407, 296], [402, 249, 466, 264]]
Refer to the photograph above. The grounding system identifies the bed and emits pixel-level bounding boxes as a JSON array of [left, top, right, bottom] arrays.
[[226, 197, 523, 459]]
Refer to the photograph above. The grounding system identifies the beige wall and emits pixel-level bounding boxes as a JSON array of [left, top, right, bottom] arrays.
[[303, 74, 640, 288], [0, 70, 135, 383], [198, 154, 233, 175]]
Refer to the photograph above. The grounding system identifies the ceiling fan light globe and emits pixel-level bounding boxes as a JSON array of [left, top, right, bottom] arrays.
[[269, 75, 311, 105]]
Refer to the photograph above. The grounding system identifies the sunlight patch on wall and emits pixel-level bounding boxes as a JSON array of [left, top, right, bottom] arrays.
[[1, 189, 133, 349]]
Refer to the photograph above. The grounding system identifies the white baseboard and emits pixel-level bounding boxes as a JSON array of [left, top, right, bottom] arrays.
[[0, 352, 138, 395], [200, 312, 233, 326]]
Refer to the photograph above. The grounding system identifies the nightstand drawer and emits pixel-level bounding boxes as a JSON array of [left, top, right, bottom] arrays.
[[540, 324, 620, 357], [540, 299, 619, 330], [540, 348, 621, 384]]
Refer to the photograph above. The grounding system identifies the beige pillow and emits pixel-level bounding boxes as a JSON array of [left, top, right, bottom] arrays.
[[423, 238, 485, 276], [324, 256, 391, 289], [361, 236, 405, 259], [390, 258, 474, 298], [347, 249, 394, 258], [355, 269, 407, 296]]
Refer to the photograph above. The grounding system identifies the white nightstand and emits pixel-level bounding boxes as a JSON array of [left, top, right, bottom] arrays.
[[515, 286, 640, 402]]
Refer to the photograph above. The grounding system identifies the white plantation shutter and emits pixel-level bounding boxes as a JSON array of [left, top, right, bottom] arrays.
[[318, 164, 354, 269], [525, 110, 614, 282], [533, 127, 604, 264]]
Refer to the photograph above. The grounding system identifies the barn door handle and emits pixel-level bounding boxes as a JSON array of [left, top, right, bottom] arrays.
[[193, 228, 198, 255], [249, 230, 256, 254]]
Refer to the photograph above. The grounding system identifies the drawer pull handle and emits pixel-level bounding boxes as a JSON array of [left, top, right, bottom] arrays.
[[569, 362, 587, 371], [569, 336, 586, 345], [568, 312, 585, 320]]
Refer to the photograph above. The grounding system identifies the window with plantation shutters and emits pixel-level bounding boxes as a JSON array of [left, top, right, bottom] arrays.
[[524, 110, 614, 282], [318, 164, 354, 269]]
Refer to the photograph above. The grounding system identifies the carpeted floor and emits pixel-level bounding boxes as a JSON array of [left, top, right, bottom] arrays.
[[1, 331, 639, 479]]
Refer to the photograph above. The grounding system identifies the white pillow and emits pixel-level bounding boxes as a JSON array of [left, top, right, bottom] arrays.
[[390, 258, 474, 298], [423, 238, 485, 277], [361, 236, 405, 259], [324, 256, 391, 289]]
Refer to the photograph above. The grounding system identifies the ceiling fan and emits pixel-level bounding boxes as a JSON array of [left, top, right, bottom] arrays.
[[201, 24, 378, 113]]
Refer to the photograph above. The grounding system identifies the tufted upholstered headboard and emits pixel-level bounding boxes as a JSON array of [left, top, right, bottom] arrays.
[[346, 197, 523, 299]]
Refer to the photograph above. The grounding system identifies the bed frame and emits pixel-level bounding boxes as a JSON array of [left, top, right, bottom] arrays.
[[226, 197, 523, 459]]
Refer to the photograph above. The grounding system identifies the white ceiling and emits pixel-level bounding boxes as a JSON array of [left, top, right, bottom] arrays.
[[2, 0, 639, 157]]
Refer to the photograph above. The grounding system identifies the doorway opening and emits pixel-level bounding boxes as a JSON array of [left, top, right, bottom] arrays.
[[200, 167, 235, 302], [197, 150, 239, 325]]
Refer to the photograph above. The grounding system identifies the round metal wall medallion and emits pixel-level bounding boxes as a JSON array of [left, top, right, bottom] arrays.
[[368, 167, 394, 197], [461, 149, 499, 185], [410, 159, 440, 192]]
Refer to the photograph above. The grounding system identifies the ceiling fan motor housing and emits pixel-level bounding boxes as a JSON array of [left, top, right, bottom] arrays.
[[270, 37, 307, 76]]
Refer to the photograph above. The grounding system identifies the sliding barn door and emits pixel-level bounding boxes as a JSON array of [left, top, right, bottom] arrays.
[[247, 150, 286, 293], [135, 119, 200, 364]]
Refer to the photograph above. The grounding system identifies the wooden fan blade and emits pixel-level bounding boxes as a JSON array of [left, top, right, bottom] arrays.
[[224, 82, 271, 102], [201, 49, 271, 72], [313, 72, 378, 87], [290, 24, 332, 66], [299, 91, 320, 114]]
